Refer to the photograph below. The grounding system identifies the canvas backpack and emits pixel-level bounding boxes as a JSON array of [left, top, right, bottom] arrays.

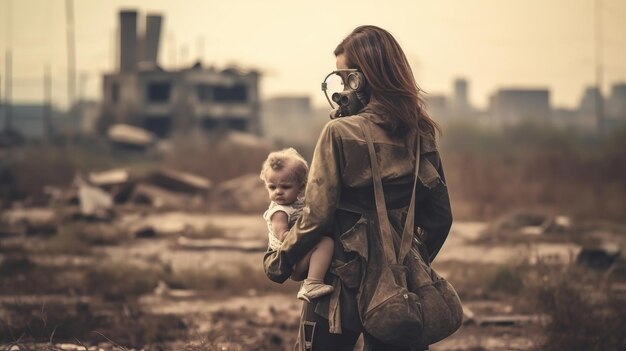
[[356, 118, 463, 349]]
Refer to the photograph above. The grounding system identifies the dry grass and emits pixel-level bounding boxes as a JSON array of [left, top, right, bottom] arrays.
[[84, 262, 162, 301], [164, 264, 299, 296], [1, 300, 187, 348], [527, 264, 626, 351], [0, 256, 85, 295], [441, 122, 626, 221]]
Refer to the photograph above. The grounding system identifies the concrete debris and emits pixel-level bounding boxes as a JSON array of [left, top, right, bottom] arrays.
[[150, 220, 189, 235], [1, 207, 56, 227], [208, 173, 267, 213], [577, 241, 622, 270], [520, 226, 543, 236], [145, 168, 211, 194], [107, 123, 156, 149], [78, 181, 114, 220], [87, 168, 135, 203], [494, 212, 572, 236], [541, 215, 572, 234], [177, 236, 266, 252], [88, 168, 131, 186], [495, 212, 547, 230], [154, 280, 198, 299], [0, 207, 58, 236], [131, 183, 202, 209]]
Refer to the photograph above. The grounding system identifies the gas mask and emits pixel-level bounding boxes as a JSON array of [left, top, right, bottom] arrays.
[[322, 69, 369, 119]]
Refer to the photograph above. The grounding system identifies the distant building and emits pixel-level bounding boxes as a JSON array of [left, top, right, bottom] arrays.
[[489, 89, 550, 126], [607, 83, 626, 120], [578, 86, 602, 117], [100, 10, 260, 138], [426, 79, 477, 122], [571, 86, 602, 132], [425, 94, 449, 120], [452, 78, 470, 116], [262, 96, 316, 144], [552, 107, 583, 130]]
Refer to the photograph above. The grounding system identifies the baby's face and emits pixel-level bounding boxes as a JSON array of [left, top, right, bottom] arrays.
[[264, 167, 302, 206]]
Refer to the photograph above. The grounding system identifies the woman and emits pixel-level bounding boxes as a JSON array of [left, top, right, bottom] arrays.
[[264, 25, 453, 351]]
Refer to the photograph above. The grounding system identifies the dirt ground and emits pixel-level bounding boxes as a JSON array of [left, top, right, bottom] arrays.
[[1, 209, 623, 350]]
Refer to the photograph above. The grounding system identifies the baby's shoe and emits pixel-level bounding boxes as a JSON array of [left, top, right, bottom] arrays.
[[297, 278, 334, 302]]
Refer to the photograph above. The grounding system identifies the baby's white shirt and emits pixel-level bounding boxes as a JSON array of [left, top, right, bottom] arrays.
[[263, 198, 304, 250]]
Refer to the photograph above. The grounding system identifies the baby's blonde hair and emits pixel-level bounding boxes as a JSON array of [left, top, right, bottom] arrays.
[[259, 148, 309, 187]]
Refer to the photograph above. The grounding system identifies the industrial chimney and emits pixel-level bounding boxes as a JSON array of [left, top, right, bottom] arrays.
[[143, 15, 162, 65], [119, 10, 138, 72]]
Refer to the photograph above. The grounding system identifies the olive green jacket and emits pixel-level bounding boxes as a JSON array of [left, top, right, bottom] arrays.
[[263, 113, 452, 332]]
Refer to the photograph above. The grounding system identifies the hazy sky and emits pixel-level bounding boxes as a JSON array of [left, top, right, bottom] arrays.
[[1, 0, 626, 110]]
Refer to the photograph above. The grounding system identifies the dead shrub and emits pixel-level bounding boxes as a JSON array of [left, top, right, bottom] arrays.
[[488, 265, 524, 294], [0, 257, 87, 295], [86, 263, 160, 301], [5, 145, 76, 203], [530, 265, 626, 350]]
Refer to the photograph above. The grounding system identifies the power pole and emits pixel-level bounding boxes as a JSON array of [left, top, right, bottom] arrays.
[[44, 64, 52, 140], [3, 51, 11, 132], [595, 0, 605, 137], [65, 0, 76, 112], [4, 0, 13, 132]]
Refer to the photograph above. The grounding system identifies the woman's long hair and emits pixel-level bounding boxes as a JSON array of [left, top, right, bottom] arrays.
[[334, 25, 440, 137]]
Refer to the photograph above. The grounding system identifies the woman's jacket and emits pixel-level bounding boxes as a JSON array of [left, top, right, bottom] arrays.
[[263, 113, 452, 332]]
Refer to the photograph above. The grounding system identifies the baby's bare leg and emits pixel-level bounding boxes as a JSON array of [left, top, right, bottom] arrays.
[[293, 236, 334, 281], [292, 251, 312, 281]]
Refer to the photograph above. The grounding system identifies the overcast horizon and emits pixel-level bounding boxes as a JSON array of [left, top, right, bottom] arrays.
[[1, 0, 626, 111]]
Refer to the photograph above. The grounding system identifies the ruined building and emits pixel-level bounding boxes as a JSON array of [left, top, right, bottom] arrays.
[[100, 11, 260, 138], [489, 89, 551, 127]]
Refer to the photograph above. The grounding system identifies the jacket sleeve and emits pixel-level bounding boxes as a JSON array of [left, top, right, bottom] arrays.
[[263, 121, 343, 283], [415, 151, 453, 263]]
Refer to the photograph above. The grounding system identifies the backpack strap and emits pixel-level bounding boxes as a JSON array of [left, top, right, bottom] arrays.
[[361, 117, 420, 265], [398, 130, 420, 264]]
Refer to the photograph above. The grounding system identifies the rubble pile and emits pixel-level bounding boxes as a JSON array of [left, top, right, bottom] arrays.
[[489, 211, 573, 236], [2, 164, 271, 220], [208, 174, 267, 213]]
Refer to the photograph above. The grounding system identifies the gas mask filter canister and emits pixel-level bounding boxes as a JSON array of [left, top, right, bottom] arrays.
[[321, 69, 368, 119]]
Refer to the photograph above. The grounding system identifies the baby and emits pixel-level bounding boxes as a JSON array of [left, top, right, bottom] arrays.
[[260, 148, 335, 302]]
